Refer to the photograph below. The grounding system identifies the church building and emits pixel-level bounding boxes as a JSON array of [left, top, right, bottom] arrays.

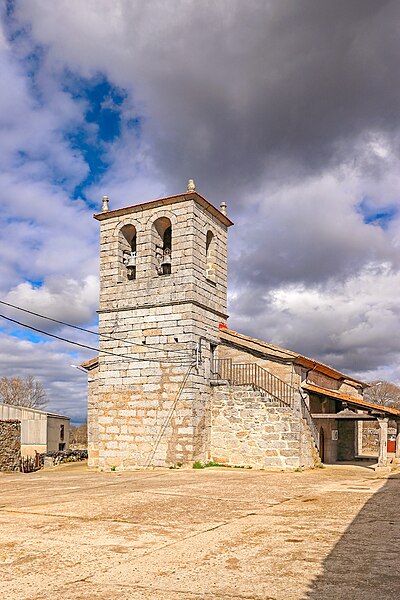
[[83, 181, 400, 470]]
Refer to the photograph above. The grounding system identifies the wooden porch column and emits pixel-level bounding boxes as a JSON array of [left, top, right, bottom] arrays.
[[395, 421, 400, 459], [377, 418, 389, 466]]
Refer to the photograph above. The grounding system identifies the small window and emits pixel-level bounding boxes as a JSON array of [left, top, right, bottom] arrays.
[[60, 424, 65, 441]]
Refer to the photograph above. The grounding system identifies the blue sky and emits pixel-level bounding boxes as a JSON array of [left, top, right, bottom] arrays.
[[66, 76, 129, 200], [1, 1, 400, 423], [358, 198, 398, 230]]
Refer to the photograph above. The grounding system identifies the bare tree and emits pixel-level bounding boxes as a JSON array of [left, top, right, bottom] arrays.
[[69, 422, 88, 448], [0, 375, 48, 409], [364, 380, 400, 410]]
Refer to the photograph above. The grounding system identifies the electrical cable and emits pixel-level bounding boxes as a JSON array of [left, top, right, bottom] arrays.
[[144, 361, 195, 466], [0, 313, 193, 366], [0, 299, 190, 356]]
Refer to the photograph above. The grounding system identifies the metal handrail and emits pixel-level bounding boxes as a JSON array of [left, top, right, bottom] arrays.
[[212, 358, 295, 408], [211, 357, 320, 451], [300, 394, 320, 451]]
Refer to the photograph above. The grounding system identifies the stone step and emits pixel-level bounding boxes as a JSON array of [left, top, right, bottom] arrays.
[[215, 383, 295, 410]]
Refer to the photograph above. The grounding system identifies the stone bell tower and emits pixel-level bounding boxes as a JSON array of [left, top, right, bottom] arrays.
[[88, 181, 233, 469]]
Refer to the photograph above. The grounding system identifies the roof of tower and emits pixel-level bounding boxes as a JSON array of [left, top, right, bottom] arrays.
[[93, 191, 234, 227]]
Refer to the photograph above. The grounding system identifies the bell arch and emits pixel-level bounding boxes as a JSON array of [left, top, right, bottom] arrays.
[[205, 229, 217, 282], [119, 223, 137, 281], [152, 216, 172, 275]]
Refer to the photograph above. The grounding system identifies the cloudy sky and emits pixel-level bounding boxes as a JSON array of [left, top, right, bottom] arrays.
[[1, 0, 400, 422]]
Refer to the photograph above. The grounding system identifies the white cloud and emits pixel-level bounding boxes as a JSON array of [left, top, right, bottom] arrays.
[[5, 275, 99, 328], [0, 0, 399, 420], [14, 1, 400, 195], [230, 263, 400, 380], [0, 332, 91, 422]]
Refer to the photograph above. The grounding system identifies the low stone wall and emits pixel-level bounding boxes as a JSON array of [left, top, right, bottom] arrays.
[[0, 420, 21, 471], [361, 422, 396, 454], [362, 422, 379, 453], [210, 386, 318, 469], [40, 449, 88, 468]]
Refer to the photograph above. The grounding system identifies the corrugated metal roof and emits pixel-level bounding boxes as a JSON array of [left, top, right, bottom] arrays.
[[0, 403, 70, 420]]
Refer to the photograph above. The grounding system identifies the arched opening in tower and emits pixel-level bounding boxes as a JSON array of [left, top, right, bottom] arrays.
[[153, 217, 172, 275]]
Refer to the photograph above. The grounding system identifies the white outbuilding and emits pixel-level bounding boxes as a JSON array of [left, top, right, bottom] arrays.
[[0, 403, 70, 456]]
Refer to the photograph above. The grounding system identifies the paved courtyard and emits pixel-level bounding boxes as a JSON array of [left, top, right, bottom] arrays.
[[1, 463, 399, 599]]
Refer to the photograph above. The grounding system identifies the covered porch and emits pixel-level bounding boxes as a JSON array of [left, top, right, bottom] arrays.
[[302, 383, 400, 468]]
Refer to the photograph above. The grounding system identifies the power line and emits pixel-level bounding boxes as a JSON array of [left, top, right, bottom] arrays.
[[144, 362, 195, 467], [0, 299, 189, 355], [0, 313, 193, 366], [0, 299, 190, 357]]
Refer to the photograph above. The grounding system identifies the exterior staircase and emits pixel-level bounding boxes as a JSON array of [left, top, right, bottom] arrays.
[[212, 358, 296, 407], [210, 359, 320, 468]]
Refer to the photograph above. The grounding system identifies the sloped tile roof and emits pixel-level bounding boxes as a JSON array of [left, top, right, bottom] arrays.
[[302, 383, 400, 417], [218, 326, 367, 387]]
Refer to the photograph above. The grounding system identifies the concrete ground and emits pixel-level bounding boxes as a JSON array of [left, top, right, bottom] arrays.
[[1, 463, 399, 600]]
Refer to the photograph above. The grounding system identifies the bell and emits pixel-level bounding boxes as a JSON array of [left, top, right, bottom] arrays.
[[160, 253, 171, 267], [125, 251, 136, 267]]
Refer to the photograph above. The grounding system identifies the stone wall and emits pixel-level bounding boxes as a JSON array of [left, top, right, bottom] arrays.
[[216, 343, 299, 388], [0, 420, 21, 471], [362, 421, 379, 453], [91, 194, 230, 469], [87, 362, 100, 467], [210, 385, 318, 470], [360, 421, 396, 454]]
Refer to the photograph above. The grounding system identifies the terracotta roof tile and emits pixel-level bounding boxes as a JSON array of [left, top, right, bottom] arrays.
[[218, 327, 367, 386], [80, 357, 98, 369], [93, 192, 234, 227], [302, 383, 400, 417]]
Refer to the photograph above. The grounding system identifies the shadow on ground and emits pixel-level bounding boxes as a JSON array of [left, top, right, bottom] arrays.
[[304, 474, 400, 599], [333, 459, 377, 468]]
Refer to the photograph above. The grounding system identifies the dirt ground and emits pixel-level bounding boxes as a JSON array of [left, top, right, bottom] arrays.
[[0, 462, 399, 600]]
